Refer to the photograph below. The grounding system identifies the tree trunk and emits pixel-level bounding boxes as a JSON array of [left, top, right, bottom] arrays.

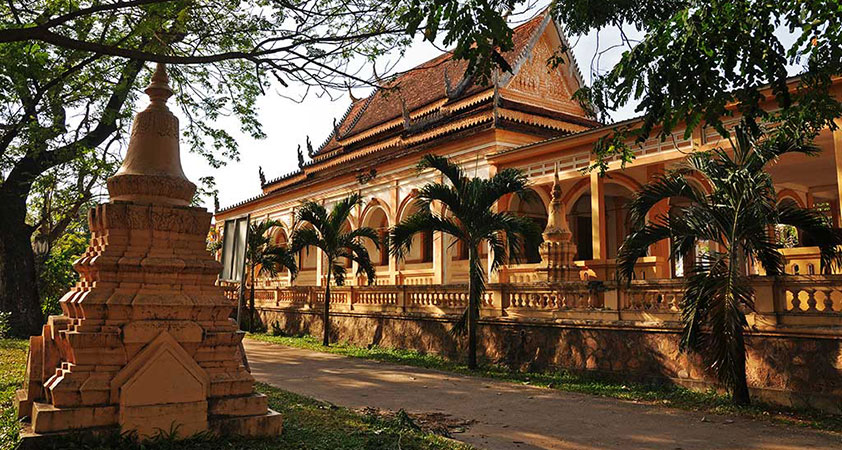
[[0, 196, 44, 337], [249, 264, 256, 333], [467, 247, 481, 370], [732, 327, 751, 406], [323, 268, 331, 346]]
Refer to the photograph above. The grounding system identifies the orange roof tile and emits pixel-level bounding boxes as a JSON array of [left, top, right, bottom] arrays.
[[318, 13, 549, 153]]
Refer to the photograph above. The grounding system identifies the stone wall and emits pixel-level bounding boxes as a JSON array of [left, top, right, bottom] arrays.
[[257, 308, 842, 413]]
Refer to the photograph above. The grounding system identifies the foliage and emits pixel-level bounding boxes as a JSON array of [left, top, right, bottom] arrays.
[[389, 155, 541, 369], [397, 0, 518, 84], [0, 339, 464, 450], [616, 126, 842, 405], [249, 333, 842, 432], [775, 224, 799, 249], [0, 339, 28, 450], [38, 228, 90, 317], [290, 194, 379, 345], [0, 313, 9, 339], [401, 0, 842, 172], [0, 0, 412, 337]]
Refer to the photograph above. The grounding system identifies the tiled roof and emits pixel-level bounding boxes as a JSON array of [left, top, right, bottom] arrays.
[[314, 13, 549, 155]]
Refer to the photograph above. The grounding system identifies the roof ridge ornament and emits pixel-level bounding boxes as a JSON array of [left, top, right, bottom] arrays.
[[400, 96, 411, 129]]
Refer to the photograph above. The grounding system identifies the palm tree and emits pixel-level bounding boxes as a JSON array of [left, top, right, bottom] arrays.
[[389, 154, 541, 369], [290, 194, 379, 346], [617, 126, 842, 405], [245, 220, 298, 332]]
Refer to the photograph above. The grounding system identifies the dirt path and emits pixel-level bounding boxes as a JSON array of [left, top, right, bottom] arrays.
[[244, 339, 841, 450]]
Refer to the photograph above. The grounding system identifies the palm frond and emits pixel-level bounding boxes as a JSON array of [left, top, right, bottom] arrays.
[[617, 221, 673, 283], [417, 154, 465, 191], [290, 226, 324, 254], [389, 211, 461, 260], [415, 182, 462, 217], [328, 193, 361, 236], [340, 226, 380, 250], [627, 173, 707, 228], [296, 201, 329, 237], [480, 168, 531, 210], [777, 202, 842, 273], [258, 245, 298, 280], [481, 212, 541, 266]]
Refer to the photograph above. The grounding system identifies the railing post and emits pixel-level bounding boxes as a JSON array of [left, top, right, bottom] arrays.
[[484, 285, 504, 318], [752, 277, 778, 328], [349, 286, 355, 311], [606, 282, 622, 321], [308, 286, 315, 310], [397, 285, 407, 313]]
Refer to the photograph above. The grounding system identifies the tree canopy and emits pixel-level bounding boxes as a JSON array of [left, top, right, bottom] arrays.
[[403, 0, 842, 171], [0, 0, 408, 335]]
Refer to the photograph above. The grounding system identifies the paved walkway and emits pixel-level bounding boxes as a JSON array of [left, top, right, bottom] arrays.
[[244, 339, 842, 449]]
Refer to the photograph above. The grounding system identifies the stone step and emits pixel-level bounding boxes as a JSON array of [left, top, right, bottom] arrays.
[[209, 409, 283, 437], [30, 402, 117, 434], [209, 393, 269, 417]]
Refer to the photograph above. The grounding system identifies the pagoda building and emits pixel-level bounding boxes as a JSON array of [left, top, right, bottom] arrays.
[[217, 13, 842, 290]]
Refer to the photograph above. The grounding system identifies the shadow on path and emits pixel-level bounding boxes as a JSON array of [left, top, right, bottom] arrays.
[[244, 339, 842, 450]]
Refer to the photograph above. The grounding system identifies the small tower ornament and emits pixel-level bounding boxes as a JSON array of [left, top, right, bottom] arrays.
[[538, 165, 578, 282], [16, 63, 283, 443]]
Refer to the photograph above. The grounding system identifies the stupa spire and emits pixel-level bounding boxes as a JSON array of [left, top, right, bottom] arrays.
[[107, 63, 196, 206]]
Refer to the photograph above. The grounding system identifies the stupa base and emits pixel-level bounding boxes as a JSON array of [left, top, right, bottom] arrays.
[[17, 408, 283, 449]]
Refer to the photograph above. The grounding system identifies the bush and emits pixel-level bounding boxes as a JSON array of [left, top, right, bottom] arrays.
[[0, 311, 9, 338], [38, 230, 89, 316]]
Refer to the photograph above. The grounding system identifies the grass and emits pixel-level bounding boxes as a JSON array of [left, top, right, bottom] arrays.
[[0, 339, 470, 450], [249, 333, 842, 433]]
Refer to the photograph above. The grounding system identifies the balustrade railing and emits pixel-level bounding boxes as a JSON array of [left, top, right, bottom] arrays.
[[779, 276, 842, 313], [622, 280, 683, 312], [235, 274, 842, 329]]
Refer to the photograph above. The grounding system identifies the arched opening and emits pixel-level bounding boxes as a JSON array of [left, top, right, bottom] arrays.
[[271, 227, 288, 248], [604, 184, 634, 260], [398, 200, 433, 264], [568, 183, 634, 261], [508, 189, 548, 263], [569, 193, 592, 260], [362, 207, 389, 268], [296, 223, 317, 270]]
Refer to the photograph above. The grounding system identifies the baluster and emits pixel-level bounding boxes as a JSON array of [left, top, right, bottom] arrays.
[[825, 289, 835, 312], [807, 289, 816, 312], [790, 289, 801, 311]]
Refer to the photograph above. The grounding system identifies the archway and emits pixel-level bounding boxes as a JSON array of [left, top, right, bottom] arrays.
[[508, 189, 548, 263], [293, 222, 318, 285], [567, 183, 635, 261], [569, 193, 592, 260], [604, 183, 635, 259], [361, 206, 389, 268], [396, 199, 433, 265]]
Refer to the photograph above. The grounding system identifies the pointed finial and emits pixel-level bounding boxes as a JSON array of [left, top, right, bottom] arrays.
[[145, 63, 174, 106], [400, 97, 411, 129], [347, 83, 358, 102]]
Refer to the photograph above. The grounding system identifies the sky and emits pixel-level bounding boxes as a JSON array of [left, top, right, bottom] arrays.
[[166, 6, 643, 212]]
